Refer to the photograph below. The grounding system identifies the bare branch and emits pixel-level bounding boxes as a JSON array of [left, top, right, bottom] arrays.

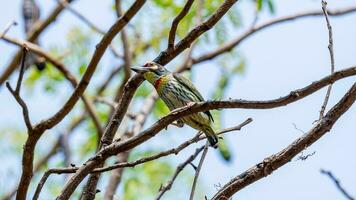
[[189, 142, 209, 200], [320, 169, 355, 200], [175, 0, 204, 73], [193, 6, 356, 64], [211, 83, 356, 200], [156, 146, 205, 200], [167, 0, 195, 50], [33, 167, 78, 200], [0, 20, 17, 38], [319, 0, 336, 119], [5, 47, 32, 132], [103, 150, 130, 200], [95, 97, 118, 108]]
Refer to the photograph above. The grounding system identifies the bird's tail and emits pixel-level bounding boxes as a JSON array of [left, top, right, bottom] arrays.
[[204, 126, 231, 161], [204, 126, 219, 148]]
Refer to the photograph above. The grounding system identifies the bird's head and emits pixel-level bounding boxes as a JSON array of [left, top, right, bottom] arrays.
[[131, 62, 170, 84]]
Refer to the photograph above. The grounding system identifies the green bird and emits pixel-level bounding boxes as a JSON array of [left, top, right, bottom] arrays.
[[131, 62, 229, 158]]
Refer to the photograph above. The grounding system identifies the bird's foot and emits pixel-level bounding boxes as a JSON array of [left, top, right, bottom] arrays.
[[186, 102, 196, 107]]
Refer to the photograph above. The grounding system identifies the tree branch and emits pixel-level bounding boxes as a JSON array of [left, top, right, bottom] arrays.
[[319, 0, 336, 119], [5, 47, 32, 132], [211, 83, 356, 200], [320, 169, 355, 200], [155, 146, 205, 200], [189, 142, 209, 200], [193, 6, 356, 64], [167, 0, 195, 50]]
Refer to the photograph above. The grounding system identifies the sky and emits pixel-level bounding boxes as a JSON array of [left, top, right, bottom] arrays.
[[0, 0, 355, 199]]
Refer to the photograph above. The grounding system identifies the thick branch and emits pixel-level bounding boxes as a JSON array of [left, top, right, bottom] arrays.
[[193, 6, 356, 64], [211, 83, 356, 200]]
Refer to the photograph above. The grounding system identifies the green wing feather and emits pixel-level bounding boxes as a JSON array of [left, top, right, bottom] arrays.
[[173, 73, 214, 122]]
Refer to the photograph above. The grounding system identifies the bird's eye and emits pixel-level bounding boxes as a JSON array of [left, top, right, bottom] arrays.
[[157, 66, 164, 72]]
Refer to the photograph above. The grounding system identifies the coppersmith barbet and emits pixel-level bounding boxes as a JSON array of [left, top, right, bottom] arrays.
[[131, 62, 231, 160]]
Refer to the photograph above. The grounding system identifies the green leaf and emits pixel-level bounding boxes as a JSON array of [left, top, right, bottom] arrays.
[[267, 0, 275, 14], [257, 0, 263, 11]]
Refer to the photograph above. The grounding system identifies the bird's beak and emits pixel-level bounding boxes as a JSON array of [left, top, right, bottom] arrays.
[[130, 66, 149, 73]]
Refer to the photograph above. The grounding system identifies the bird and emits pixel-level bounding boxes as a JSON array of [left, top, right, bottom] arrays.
[[22, 0, 46, 71], [131, 62, 224, 150]]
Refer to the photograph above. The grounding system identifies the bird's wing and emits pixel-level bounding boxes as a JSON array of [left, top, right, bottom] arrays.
[[173, 73, 214, 122]]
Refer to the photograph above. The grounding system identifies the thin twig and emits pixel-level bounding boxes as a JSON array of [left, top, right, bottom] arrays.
[[319, 0, 335, 119], [155, 146, 205, 200], [5, 47, 32, 132], [95, 97, 118, 108], [189, 142, 209, 200], [320, 169, 355, 200], [33, 168, 78, 200], [167, 0, 195, 50], [0, 20, 17, 38], [175, 0, 204, 72]]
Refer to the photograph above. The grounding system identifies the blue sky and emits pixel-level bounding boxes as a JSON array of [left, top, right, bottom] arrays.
[[0, 0, 355, 199]]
